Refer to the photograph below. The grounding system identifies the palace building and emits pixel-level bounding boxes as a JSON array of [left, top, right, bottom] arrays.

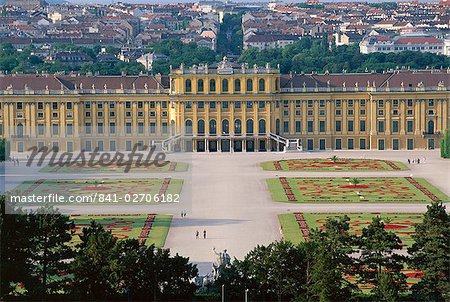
[[1, 58, 449, 153]]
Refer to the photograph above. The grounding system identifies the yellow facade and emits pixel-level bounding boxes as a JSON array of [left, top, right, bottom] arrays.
[[0, 62, 449, 153]]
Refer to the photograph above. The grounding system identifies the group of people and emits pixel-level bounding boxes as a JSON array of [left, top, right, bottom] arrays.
[[9, 156, 20, 166], [196, 229, 207, 239], [180, 210, 187, 218], [408, 157, 426, 164]]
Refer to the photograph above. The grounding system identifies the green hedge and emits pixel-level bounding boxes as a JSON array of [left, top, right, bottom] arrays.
[[441, 129, 450, 158]]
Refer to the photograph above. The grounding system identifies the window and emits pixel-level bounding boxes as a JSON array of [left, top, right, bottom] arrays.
[[234, 79, 241, 92], [378, 139, 385, 150], [209, 79, 216, 92], [85, 102, 91, 109], [110, 122, 116, 134], [162, 101, 167, 109], [198, 101, 204, 109], [307, 121, 314, 132], [247, 101, 253, 109], [393, 139, 399, 150], [162, 122, 168, 134], [125, 102, 131, 109], [67, 123, 73, 135], [335, 120, 342, 132], [235, 102, 241, 109], [98, 123, 104, 134], [319, 139, 326, 150], [335, 109, 341, 116], [335, 139, 342, 150], [210, 102, 216, 109], [222, 119, 229, 134], [319, 121, 326, 132], [378, 109, 384, 116], [407, 120, 414, 133], [98, 102, 104, 109], [185, 101, 192, 109], [347, 120, 354, 132], [52, 102, 58, 110], [392, 121, 399, 133], [38, 102, 44, 110], [109, 102, 115, 109], [85, 123, 91, 134], [185, 79, 192, 93], [209, 120, 217, 135], [246, 79, 253, 92], [360, 138, 366, 149], [259, 101, 265, 109], [428, 99, 434, 107], [319, 100, 325, 107], [38, 124, 44, 135], [307, 100, 313, 107], [17, 102, 23, 110], [138, 122, 144, 134], [393, 109, 399, 116], [407, 139, 414, 150], [137, 101, 143, 109], [360, 99, 366, 107], [150, 101, 155, 109], [393, 100, 399, 107], [185, 120, 193, 135], [258, 79, 265, 92], [360, 120, 366, 132], [150, 122, 156, 134], [198, 120, 205, 135], [197, 79, 204, 92], [295, 121, 301, 133], [246, 119, 254, 135], [109, 141, 116, 152], [222, 101, 228, 109], [295, 110, 301, 116], [348, 100, 354, 107], [258, 119, 266, 134], [222, 79, 229, 92], [52, 124, 59, 135], [126, 122, 132, 134], [235, 119, 242, 134], [295, 100, 301, 108], [348, 139, 354, 150], [360, 109, 366, 115], [378, 100, 384, 107], [348, 109, 354, 116], [283, 121, 289, 133], [407, 99, 413, 107], [378, 121, 385, 132]]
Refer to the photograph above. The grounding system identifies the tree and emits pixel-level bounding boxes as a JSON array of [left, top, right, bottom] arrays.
[[408, 202, 450, 301], [216, 241, 311, 301], [71, 221, 119, 300], [329, 155, 339, 163], [0, 139, 10, 161], [440, 129, 450, 158], [27, 206, 74, 298], [0, 196, 34, 298], [350, 178, 361, 187], [309, 216, 357, 301], [357, 217, 406, 300]]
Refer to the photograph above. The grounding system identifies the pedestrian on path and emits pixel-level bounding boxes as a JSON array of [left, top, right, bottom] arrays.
[[196, 230, 199, 239], [203, 229, 207, 239]]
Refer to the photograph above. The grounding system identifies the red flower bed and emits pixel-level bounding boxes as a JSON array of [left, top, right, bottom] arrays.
[[339, 185, 370, 189]]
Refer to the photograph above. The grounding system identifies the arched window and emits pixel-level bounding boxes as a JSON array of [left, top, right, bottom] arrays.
[[246, 119, 254, 135], [222, 79, 229, 92], [197, 79, 204, 92], [258, 119, 266, 134], [209, 119, 217, 135], [428, 120, 434, 134], [235, 119, 242, 134], [209, 79, 216, 92], [234, 79, 241, 92], [197, 119, 205, 135], [276, 119, 280, 135], [246, 79, 253, 92], [222, 119, 229, 134], [185, 79, 192, 93], [17, 122, 23, 138], [185, 119, 193, 135], [258, 79, 265, 92]]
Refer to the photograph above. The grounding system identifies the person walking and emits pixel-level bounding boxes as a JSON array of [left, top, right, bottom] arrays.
[[196, 230, 199, 239], [407, 159, 410, 164], [203, 229, 207, 239]]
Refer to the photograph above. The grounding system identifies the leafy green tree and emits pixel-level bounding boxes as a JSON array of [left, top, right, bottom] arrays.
[[216, 241, 311, 301], [27, 206, 74, 298], [408, 202, 450, 301], [0, 139, 10, 161], [440, 129, 450, 158], [309, 216, 357, 301], [71, 221, 119, 300], [0, 196, 34, 298], [357, 217, 406, 300]]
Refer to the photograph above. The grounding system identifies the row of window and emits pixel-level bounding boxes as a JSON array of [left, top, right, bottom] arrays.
[[185, 78, 270, 93], [303, 138, 416, 151]]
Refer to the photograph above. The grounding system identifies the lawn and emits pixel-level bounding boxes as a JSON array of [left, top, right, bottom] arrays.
[[12, 178, 183, 203], [267, 177, 448, 203], [69, 214, 172, 248], [261, 158, 409, 171], [279, 212, 424, 288], [40, 161, 189, 173]]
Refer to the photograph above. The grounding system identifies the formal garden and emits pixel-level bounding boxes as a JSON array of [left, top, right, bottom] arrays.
[[261, 157, 409, 171], [69, 214, 172, 248], [267, 177, 448, 203], [11, 178, 183, 203]]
